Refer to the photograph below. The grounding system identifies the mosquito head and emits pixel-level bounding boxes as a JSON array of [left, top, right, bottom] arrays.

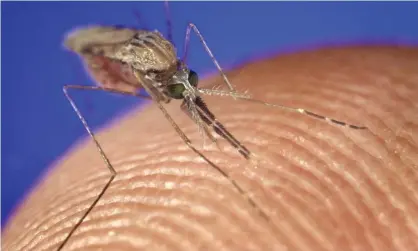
[[166, 69, 199, 99], [188, 70, 199, 87]]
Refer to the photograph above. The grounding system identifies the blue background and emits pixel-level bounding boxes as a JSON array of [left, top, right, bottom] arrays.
[[2, 1, 418, 227]]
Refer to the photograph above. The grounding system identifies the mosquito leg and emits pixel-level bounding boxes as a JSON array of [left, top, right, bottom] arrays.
[[182, 23, 238, 93], [59, 85, 150, 251], [164, 0, 174, 46], [132, 9, 151, 31], [199, 88, 368, 130]]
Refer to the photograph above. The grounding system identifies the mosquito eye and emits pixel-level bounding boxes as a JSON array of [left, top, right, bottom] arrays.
[[188, 70, 199, 87], [167, 83, 185, 99]]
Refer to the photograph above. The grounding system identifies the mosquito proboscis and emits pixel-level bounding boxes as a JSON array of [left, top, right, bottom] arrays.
[[59, 2, 367, 250]]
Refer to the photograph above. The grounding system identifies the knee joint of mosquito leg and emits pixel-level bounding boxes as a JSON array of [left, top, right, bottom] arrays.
[[187, 22, 197, 31], [63, 85, 70, 93]]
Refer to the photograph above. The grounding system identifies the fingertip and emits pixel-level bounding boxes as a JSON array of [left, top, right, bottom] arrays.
[[4, 46, 418, 251]]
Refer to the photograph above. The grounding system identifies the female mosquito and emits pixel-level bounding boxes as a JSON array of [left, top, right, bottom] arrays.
[[60, 4, 367, 251]]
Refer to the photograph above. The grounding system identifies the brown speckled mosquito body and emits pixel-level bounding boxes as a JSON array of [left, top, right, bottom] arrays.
[[60, 2, 367, 250]]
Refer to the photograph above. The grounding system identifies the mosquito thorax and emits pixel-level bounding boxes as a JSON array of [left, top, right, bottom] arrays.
[[114, 30, 177, 76], [166, 69, 199, 99]]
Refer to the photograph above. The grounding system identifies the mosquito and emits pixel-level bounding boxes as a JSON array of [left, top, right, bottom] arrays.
[[60, 3, 367, 250]]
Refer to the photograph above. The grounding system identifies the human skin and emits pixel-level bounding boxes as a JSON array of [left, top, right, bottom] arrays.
[[2, 46, 418, 251]]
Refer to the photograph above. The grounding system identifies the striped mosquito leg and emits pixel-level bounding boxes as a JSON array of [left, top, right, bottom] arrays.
[[199, 88, 368, 130], [193, 97, 251, 159], [301, 110, 367, 129]]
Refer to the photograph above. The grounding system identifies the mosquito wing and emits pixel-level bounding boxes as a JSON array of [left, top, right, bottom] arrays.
[[64, 26, 140, 56]]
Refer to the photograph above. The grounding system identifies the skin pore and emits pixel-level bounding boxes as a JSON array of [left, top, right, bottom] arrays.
[[2, 46, 418, 251]]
